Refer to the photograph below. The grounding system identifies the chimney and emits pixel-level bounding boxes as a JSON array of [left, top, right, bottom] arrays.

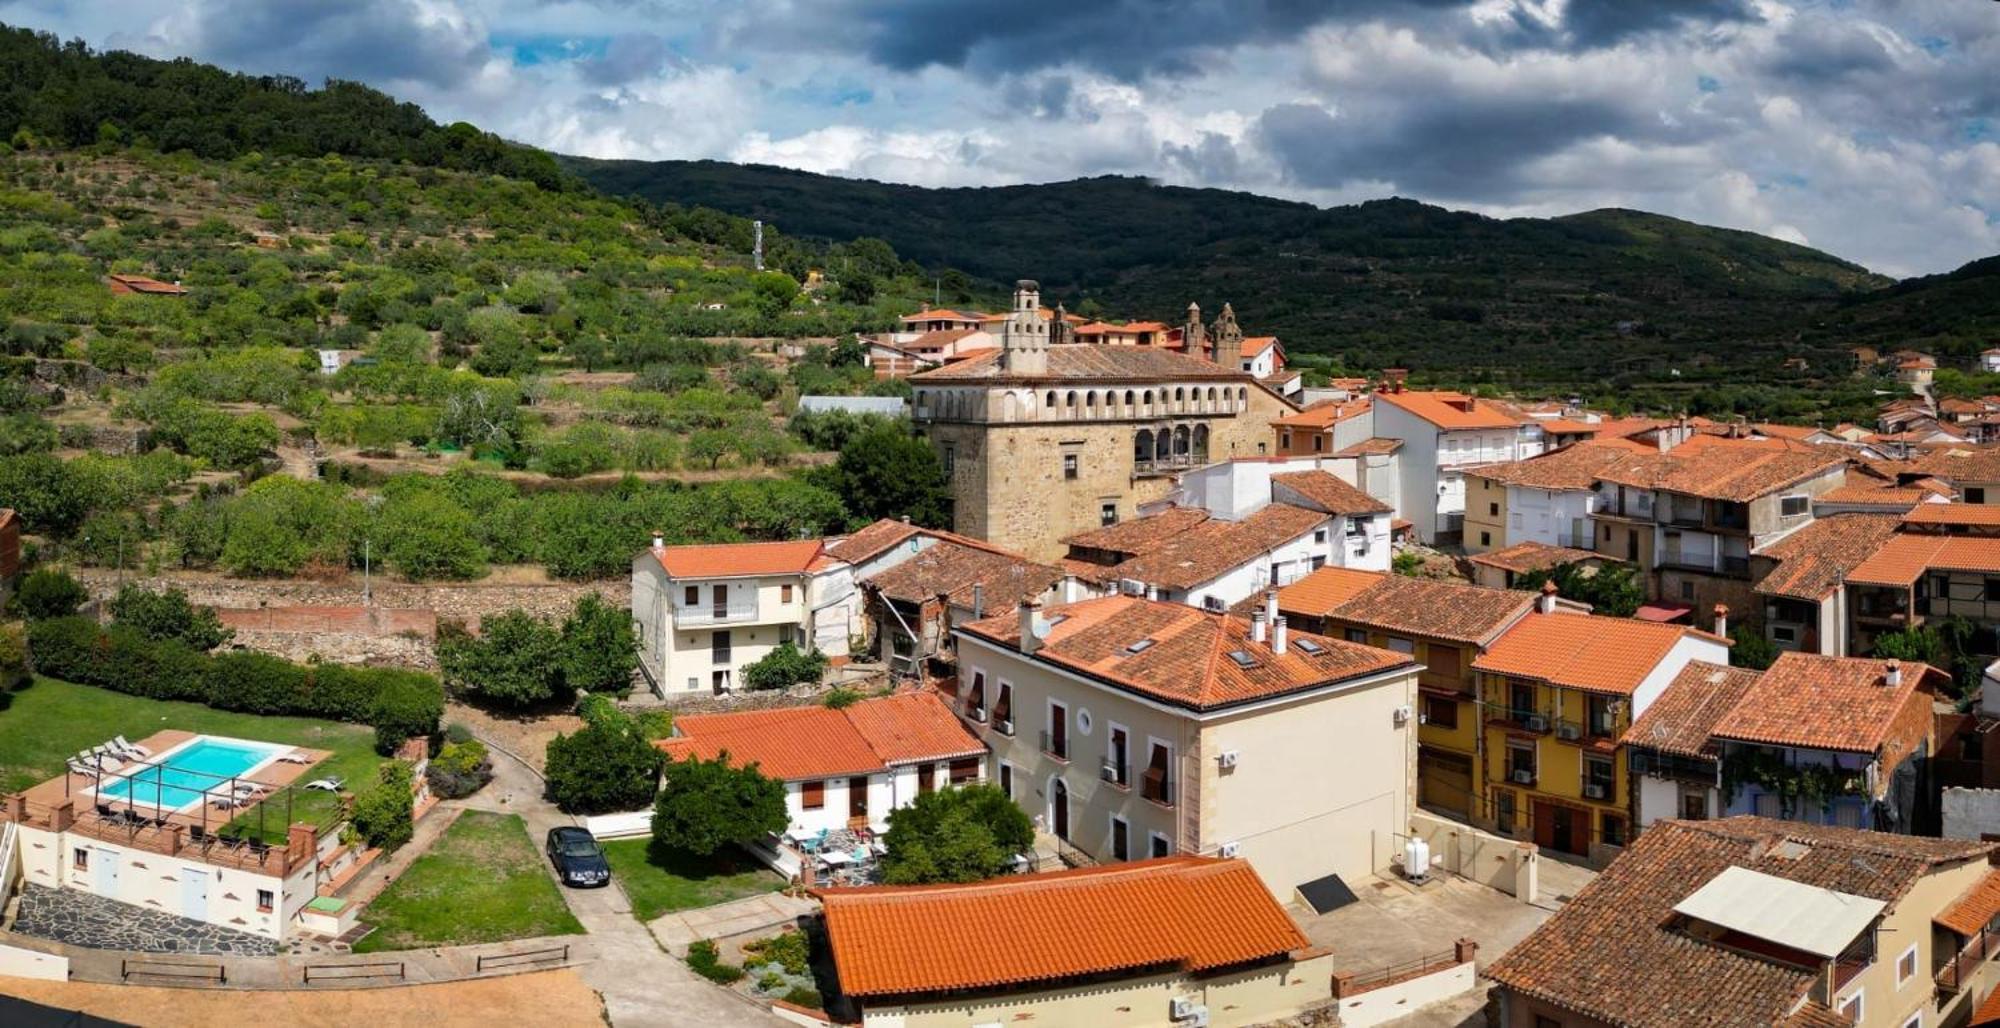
[[1062, 573, 1081, 604], [1885, 659, 1901, 688], [1538, 579, 1558, 615], [1018, 600, 1041, 657], [650, 530, 664, 551], [972, 582, 984, 619], [1713, 604, 1729, 638], [1264, 589, 1279, 629], [1273, 616, 1288, 655], [1251, 610, 1267, 644]]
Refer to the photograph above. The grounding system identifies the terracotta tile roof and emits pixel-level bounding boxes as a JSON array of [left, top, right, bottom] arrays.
[[652, 539, 826, 579], [901, 308, 980, 323], [1751, 423, 1828, 441], [1331, 437, 1402, 457], [1241, 336, 1281, 357], [1465, 442, 1647, 491], [1270, 471, 1392, 516], [1848, 533, 2000, 586], [1488, 818, 1992, 1028], [825, 519, 924, 564], [817, 856, 1308, 998], [1937, 868, 2000, 936], [1061, 507, 1211, 558], [1904, 503, 2000, 526], [1271, 397, 1370, 428], [1813, 483, 1931, 509], [957, 595, 1415, 712], [1710, 652, 1937, 754], [1671, 432, 1824, 455], [1753, 513, 1903, 600], [865, 539, 1061, 610], [1310, 573, 1535, 646], [912, 344, 1259, 384], [1909, 447, 2000, 484], [105, 273, 187, 294], [1595, 447, 1847, 502], [1466, 541, 1603, 575], [905, 328, 985, 351], [1271, 567, 1385, 620], [1622, 661, 1762, 759], [1102, 504, 1331, 591], [1374, 390, 1523, 430], [1535, 418, 1602, 435], [657, 692, 984, 780], [1474, 612, 1703, 695], [1976, 984, 2000, 1028]]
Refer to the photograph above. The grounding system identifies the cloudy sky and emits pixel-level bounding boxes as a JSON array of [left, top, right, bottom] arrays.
[[3, 0, 1995, 277]]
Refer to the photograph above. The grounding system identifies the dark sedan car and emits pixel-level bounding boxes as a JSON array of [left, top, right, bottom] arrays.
[[546, 826, 611, 888]]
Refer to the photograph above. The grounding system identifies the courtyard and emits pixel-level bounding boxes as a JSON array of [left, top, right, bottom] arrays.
[[352, 810, 584, 952]]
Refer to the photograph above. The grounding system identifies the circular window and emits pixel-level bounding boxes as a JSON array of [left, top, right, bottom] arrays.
[[1076, 709, 1094, 736]]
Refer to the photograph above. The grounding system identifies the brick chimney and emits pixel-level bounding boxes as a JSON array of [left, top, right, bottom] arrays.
[[1384, 368, 1409, 393], [1538, 580, 1559, 615]]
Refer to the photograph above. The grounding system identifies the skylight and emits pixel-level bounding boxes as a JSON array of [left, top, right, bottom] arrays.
[[1227, 650, 1257, 668], [1293, 638, 1324, 655], [1124, 639, 1156, 655]]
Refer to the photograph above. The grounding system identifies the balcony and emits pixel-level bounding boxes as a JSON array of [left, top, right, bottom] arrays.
[[1134, 455, 1205, 478], [1140, 773, 1174, 808], [1099, 758, 1129, 789], [1937, 923, 2000, 996], [1629, 747, 1718, 784], [1041, 730, 1069, 762], [1483, 703, 1553, 734], [674, 600, 763, 627]]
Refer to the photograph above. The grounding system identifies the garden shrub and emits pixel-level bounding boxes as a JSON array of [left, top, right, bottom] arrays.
[[686, 940, 744, 985], [425, 739, 493, 799], [350, 761, 415, 852], [781, 987, 822, 1010], [743, 930, 809, 974], [13, 567, 86, 620]]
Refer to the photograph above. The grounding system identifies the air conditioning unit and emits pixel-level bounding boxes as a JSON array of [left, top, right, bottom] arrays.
[[1170, 997, 1200, 1020], [1511, 769, 1535, 785], [1524, 714, 1548, 732], [1392, 705, 1413, 727], [1216, 750, 1240, 770], [996, 719, 1013, 735], [1556, 722, 1582, 741], [1583, 783, 1607, 800], [1099, 760, 1120, 784], [969, 706, 987, 723], [1218, 841, 1240, 858]]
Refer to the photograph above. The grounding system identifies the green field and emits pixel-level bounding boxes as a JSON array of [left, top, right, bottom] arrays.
[[353, 811, 584, 952], [601, 838, 785, 922], [0, 677, 387, 840]]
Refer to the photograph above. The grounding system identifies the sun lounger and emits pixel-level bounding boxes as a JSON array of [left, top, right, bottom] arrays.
[[303, 776, 345, 793], [112, 735, 150, 759], [277, 750, 313, 764]]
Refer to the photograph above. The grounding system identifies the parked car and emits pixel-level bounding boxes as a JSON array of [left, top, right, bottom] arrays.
[[545, 826, 611, 888]]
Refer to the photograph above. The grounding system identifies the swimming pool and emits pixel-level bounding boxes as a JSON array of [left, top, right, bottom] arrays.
[[96, 736, 287, 813]]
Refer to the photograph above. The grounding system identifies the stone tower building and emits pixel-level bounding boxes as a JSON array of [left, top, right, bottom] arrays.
[[912, 287, 1297, 561]]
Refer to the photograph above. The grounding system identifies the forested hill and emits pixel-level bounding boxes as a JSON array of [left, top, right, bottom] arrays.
[[569, 158, 1936, 406]]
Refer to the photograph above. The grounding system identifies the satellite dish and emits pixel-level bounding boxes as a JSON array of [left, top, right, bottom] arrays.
[[1030, 617, 1054, 640]]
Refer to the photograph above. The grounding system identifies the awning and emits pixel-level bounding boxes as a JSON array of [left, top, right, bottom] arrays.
[[1633, 602, 1694, 624]]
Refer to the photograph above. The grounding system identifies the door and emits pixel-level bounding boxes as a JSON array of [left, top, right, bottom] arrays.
[[1537, 803, 1588, 856], [93, 848, 119, 896], [1051, 779, 1070, 840], [848, 776, 869, 820], [916, 763, 935, 796], [180, 865, 208, 921]]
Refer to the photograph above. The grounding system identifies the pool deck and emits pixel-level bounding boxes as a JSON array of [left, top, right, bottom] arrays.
[[18, 729, 333, 837]]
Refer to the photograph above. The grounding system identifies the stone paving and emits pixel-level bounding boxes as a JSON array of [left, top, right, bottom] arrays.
[[13, 885, 279, 956]]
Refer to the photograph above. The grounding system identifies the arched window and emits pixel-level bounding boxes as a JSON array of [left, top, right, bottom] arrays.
[[1193, 424, 1210, 462], [1174, 425, 1191, 458], [1045, 390, 1057, 408], [1124, 390, 1136, 407], [1174, 387, 1185, 405], [1066, 391, 1078, 409], [1086, 390, 1099, 411], [1238, 387, 1248, 404], [1156, 431, 1172, 461], [1143, 390, 1155, 409], [1134, 430, 1154, 465], [1206, 386, 1218, 407]]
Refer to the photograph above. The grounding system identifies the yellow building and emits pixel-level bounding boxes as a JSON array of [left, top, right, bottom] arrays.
[[1267, 567, 1534, 822], [1471, 594, 1728, 861]]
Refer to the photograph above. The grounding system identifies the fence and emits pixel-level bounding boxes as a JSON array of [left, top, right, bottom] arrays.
[[122, 957, 225, 984], [303, 960, 405, 983], [476, 943, 571, 972], [1331, 943, 1479, 1028]]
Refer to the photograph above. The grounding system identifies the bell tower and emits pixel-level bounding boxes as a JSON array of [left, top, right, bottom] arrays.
[[999, 279, 1048, 375]]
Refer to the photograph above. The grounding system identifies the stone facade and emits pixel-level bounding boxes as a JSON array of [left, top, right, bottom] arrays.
[[14, 884, 280, 955]]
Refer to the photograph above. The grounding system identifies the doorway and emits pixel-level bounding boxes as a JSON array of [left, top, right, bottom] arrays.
[[180, 866, 208, 921], [1051, 779, 1070, 840], [93, 848, 120, 896]]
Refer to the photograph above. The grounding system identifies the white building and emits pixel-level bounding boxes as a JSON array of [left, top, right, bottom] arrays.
[[657, 692, 986, 839], [1373, 389, 1545, 544], [632, 537, 851, 696]]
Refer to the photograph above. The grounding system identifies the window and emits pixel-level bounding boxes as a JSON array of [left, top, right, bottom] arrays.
[[1344, 628, 1368, 644], [683, 585, 699, 606], [1584, 755, 1615, 798], [1839, 991, 1862, 1023], [1046, 701, 1068, 759], [1600, 813, 1625, 847], [1106, 725, 1130, 786], [1779, 494, 1809, 517], [993, 682, 1014, 734], [1535, 1017, 1563, 1028], [1681, 791, 1708, 820], [1987, 577, 2000, 603], [256, 889, 274, 914], [1427, 645, 1462, 680], [780, 583, 793, 603], [949, 758, 980, 785], [1384, 637, 1416, 654], [1495, 790, 1517, 834], [941, 444, 955, 474], [1313, 435, 1324, 453], [712, 630, 732, 664], [1422, 694, 1459, 729], [1100, 502, 1118, 527], [1142, 741, 1173, 806], [966, 671, 987, 718], [1282, 431, 1292, 449], [1506, 742, 1536, 783], [1062, 453, 1079, 479], [1587, 694, 1617, 736], [1110, 816, 1130, 861], [1479, 531, 1491, 546], [1970, 488, 1987, 504], [1314, 528, 1328, 545], [72, 847, 88, 871], [1680, 580, 1695, 601], [917, 762, 936, 795], [1896, 943, 1918, 985], [801, 780, 825, 810], [1149, 832, 1172, 858], [999, 762, 1014, 799], [1489, 502, 1500, 516]]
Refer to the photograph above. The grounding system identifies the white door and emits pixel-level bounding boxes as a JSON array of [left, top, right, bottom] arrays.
[[180, 865, 208, 921], [93, 848, 119, 896]]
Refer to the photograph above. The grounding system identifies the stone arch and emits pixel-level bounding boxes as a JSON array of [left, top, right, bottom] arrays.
[[1134, 429, 1154, 465], [1066, 390, 1079, 410], [1174, 425, 1191, 459], [1238, 387, 1249, 405], [1193, 424, 1210, 462], [1155, 430, 1172, 461], [1124, 390, 1136, 408], [1002, 391, 1021, 421]]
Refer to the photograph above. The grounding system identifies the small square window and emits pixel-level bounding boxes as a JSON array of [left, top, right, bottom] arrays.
[[72, 847, 89, 871], [1062, 453, 1079, 479], [1970, 487, 1987, 504], [801, 780, 825, 810], [1897, 944, 1918, 984], [1480, 531, 1492, 546], [1489, 502, 1499, 516], [1779, 495, 1809, 517], [1149, 832, 1171, 858], [781, 583, 794, 603], [1680, 581, 1695, 601], [256, 889, 274, 914], [1100, 502, 1118, 527]]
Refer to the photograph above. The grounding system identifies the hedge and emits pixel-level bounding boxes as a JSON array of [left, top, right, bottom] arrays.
[[26, 616, 443, 752]]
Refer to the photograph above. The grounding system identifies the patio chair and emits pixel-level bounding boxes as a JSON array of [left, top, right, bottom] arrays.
[[112, 735, 150, 759], [68, 758, 94, 776], [95, 803, 115, 820], [303, 776, 345, 793], [277, 750, 313, 764]]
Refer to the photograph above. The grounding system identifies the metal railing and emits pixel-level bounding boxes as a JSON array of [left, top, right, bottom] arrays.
[[1937, 923, 2000, 995], [1338, 948, 1462, 997], [1141, 774, 1174, 807], [673, 602, 763, 627], [123, 957, 225, 983], [1041, 730, 1069, 761], [477, 943, 572, 972], [304, 961, 405, 983], [1481, 703, 1553, 733]]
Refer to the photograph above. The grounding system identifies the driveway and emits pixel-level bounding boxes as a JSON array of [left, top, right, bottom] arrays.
[[464, 733, 787, 1028]]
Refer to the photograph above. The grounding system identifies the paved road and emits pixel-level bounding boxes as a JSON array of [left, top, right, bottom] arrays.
[[464, 731, 786, 1028]]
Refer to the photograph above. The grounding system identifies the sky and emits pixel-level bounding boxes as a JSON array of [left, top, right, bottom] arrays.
[[2, 0, 1995, 278]]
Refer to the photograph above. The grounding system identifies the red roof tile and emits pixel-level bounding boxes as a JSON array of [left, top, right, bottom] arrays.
[[864, 539, 1060, 609], [1375, 390, 1523, 430], [658, 692, 984, 780], [1280, 569, 1534, 646], [817, 857, 1308, 998], [1270, 397, 1370, 428], [1904, 503, 2000, 527], [1709, 652, 1937, 755], [1622, 661, 1762, 759], [1089, 504, 1330, 591], [653, 539, 826, 579], [1753, 513, 1903, 600], [1466, 541, 1603, 575], [1270, 471, 1391, 516], [1937, 868, 2000, 936], [1332, 437, 1402, 458], [1848, 534, 2000, 586], [824, 519, 924, 564], [1474, 611, 1705, 695]]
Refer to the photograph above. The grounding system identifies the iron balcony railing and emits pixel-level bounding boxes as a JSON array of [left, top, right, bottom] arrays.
[[674, 600, 763, 627], [1041, 729, 1069, 761]]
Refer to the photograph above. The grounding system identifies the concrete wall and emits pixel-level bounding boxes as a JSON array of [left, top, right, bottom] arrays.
[[0, 943, 67, 981], [1168, 521, 1331, 612], [1374, 403, 1442, 542], [17, 823, 300, 940], [1408, 809, 1538, 901], [1942, 787, 2000, 840], [863, 949, 1336, 1028], [1334, 960, 1478, 1028], [1828, 855, 1988, 1028]]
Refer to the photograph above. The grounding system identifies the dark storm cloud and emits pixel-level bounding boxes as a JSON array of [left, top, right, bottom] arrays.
[[154, 0, 488, 89]]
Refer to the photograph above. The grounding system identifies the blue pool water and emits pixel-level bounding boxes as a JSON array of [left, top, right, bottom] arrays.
[[97, 737, 283, 812]]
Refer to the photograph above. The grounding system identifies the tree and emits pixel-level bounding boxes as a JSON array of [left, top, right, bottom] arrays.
[[546, 713, 664, 814], [1513, 561, 1645, 618], [815, 422, 950, 528], [652, 753, 787, 857], [108, 585, 233, 650], [436, 611, 565, 707], [0, 622, 29, 690], [12, 567, 86, 620], [350, 760, 416, 851], [559, 593, 638, 696], [86, 334, 154, 374], [376, 489, 487, 580], [1728, 623, 1778, 671], [1871, 625, 1944, 666], [688, 428, 732, 470], [742, 642, 827, 691], [880, 783, 1033, 885]]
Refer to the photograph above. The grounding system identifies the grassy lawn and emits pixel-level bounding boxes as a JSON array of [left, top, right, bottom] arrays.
[[0, 677, 387, 841], [353, 811, 583, 952], [601, 838, 785, 922]]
